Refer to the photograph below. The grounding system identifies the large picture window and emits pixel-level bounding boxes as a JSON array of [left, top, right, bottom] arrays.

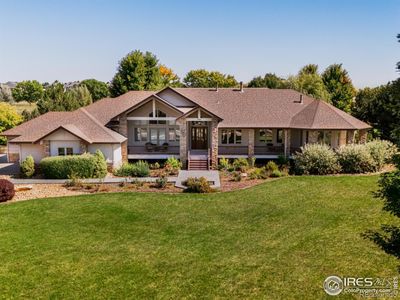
[[259, 129, 273, 143], [134, 128, 148, 142], [150, 128, 166, 145], [221, 129, 242, 144]]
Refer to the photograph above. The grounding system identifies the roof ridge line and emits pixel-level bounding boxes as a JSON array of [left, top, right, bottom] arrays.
[[79, 108, 124, 142]]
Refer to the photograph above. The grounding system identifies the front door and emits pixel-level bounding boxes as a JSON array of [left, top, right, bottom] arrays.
[[191, 127, 208, 149]]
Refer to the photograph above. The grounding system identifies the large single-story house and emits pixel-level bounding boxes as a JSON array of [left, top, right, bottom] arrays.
[[2, 86, 371, 170]]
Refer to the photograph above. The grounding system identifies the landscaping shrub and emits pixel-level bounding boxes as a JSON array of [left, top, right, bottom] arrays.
[[232, 158, 249, 172], [277, 155, 290, 168], [265, 161, 279, 173], [270, 170, 283, 178], [249, 167, 268, 179], [93, 150, 108, 178], [218, 157, 230, 170], [40, 153, 107, 179], [20, 155, 35, 178], [155, 176, 168, 189], [183, 177, 214, 193], [165, 157, 181, 175], [366, 140, 398, 171], [113, 161, 150, 177], [149, 162, 161, 170], [293, 144, 341, 175], [337, 144, 375, 174], [0, 179, 15, 202], [231, 171, 242, 182]]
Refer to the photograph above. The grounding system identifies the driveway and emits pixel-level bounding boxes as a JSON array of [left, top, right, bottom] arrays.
[[0, 154, 19, 176]]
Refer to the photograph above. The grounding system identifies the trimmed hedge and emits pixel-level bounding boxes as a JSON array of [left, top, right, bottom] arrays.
[[39, 150, 107, 179]]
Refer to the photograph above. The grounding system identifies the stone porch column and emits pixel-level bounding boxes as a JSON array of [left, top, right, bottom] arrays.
[[210, 118, 219, 169], [359, 129, 368, 144], [42, 140, 50, 157], [118, 114, 128, 163], [177, 118, 188, 169], [346, 130, 355, 144], [121, 141, 128, 163], [338, 130, 347, 147], [283, 129, 291, 157], [248, 129, 255, 158], [79, 141, 88, 154]]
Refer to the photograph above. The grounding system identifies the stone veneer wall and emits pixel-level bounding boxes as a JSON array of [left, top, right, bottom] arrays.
[[79, 141, 88, 154], [338, 130, 347, 147], [177, 118, 187, 169], [346, 130, 355, 144], [210, 118, 219, 169], [283, 129, 291, 157], [42, 140, 50, 156], [248, 129, 255, 157], [359, 129, 368, 144], [118, 114, 128, 163]]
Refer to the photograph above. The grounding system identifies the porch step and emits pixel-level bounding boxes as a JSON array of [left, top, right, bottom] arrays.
[[188, 159, 209, 170]]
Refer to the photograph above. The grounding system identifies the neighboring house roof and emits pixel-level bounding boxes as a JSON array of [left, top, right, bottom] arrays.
[[2, 87, 370, 143]]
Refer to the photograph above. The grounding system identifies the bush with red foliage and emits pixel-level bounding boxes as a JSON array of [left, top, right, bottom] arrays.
[[0, 179, 15, 202]]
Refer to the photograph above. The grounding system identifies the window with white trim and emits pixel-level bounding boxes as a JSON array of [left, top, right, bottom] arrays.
[[221, 129, 242, 144], [58, 147, 73, 156]]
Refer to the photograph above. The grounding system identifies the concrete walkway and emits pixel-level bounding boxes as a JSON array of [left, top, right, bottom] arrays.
[[10, 176, 178, 185], [175, 170, 220, 189]]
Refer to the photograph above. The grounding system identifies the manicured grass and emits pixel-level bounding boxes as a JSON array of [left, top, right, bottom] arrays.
[[0, 176, 398, 299]]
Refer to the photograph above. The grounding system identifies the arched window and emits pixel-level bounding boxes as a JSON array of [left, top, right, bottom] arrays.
[[149, 109, 166, 124]]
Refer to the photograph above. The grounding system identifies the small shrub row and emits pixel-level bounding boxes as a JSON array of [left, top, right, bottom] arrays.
[[40, 150, 107, 179], [113, 160, 150, 177], [164, 157, 182, 175]]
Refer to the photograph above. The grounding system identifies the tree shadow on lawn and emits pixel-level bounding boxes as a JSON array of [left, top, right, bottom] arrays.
[[363, 225, 400, 272]]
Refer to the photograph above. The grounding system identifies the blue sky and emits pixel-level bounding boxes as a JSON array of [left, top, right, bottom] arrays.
[[0, 0, 399, 88]]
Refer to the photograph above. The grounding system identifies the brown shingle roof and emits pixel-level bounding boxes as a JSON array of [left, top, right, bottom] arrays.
[[172, 88, 370, 129], [3, 109, 126, 144], [2, 87, 370, 143]]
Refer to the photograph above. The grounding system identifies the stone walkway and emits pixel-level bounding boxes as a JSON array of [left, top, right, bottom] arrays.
[[175, 170, 221, 189]]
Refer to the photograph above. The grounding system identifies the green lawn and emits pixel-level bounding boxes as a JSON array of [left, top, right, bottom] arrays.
[[0, 176, 398, 299]]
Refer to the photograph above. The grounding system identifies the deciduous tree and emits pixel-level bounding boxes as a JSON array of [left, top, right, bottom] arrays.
[[109, 50, 163, 96], [183, 69, 238, 88], [247, 73, 286, 88], [322, 64, 356, 112], [12, 80, 44, 104], [0, 102, 22, 144], [81, 79, 109, 102]]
